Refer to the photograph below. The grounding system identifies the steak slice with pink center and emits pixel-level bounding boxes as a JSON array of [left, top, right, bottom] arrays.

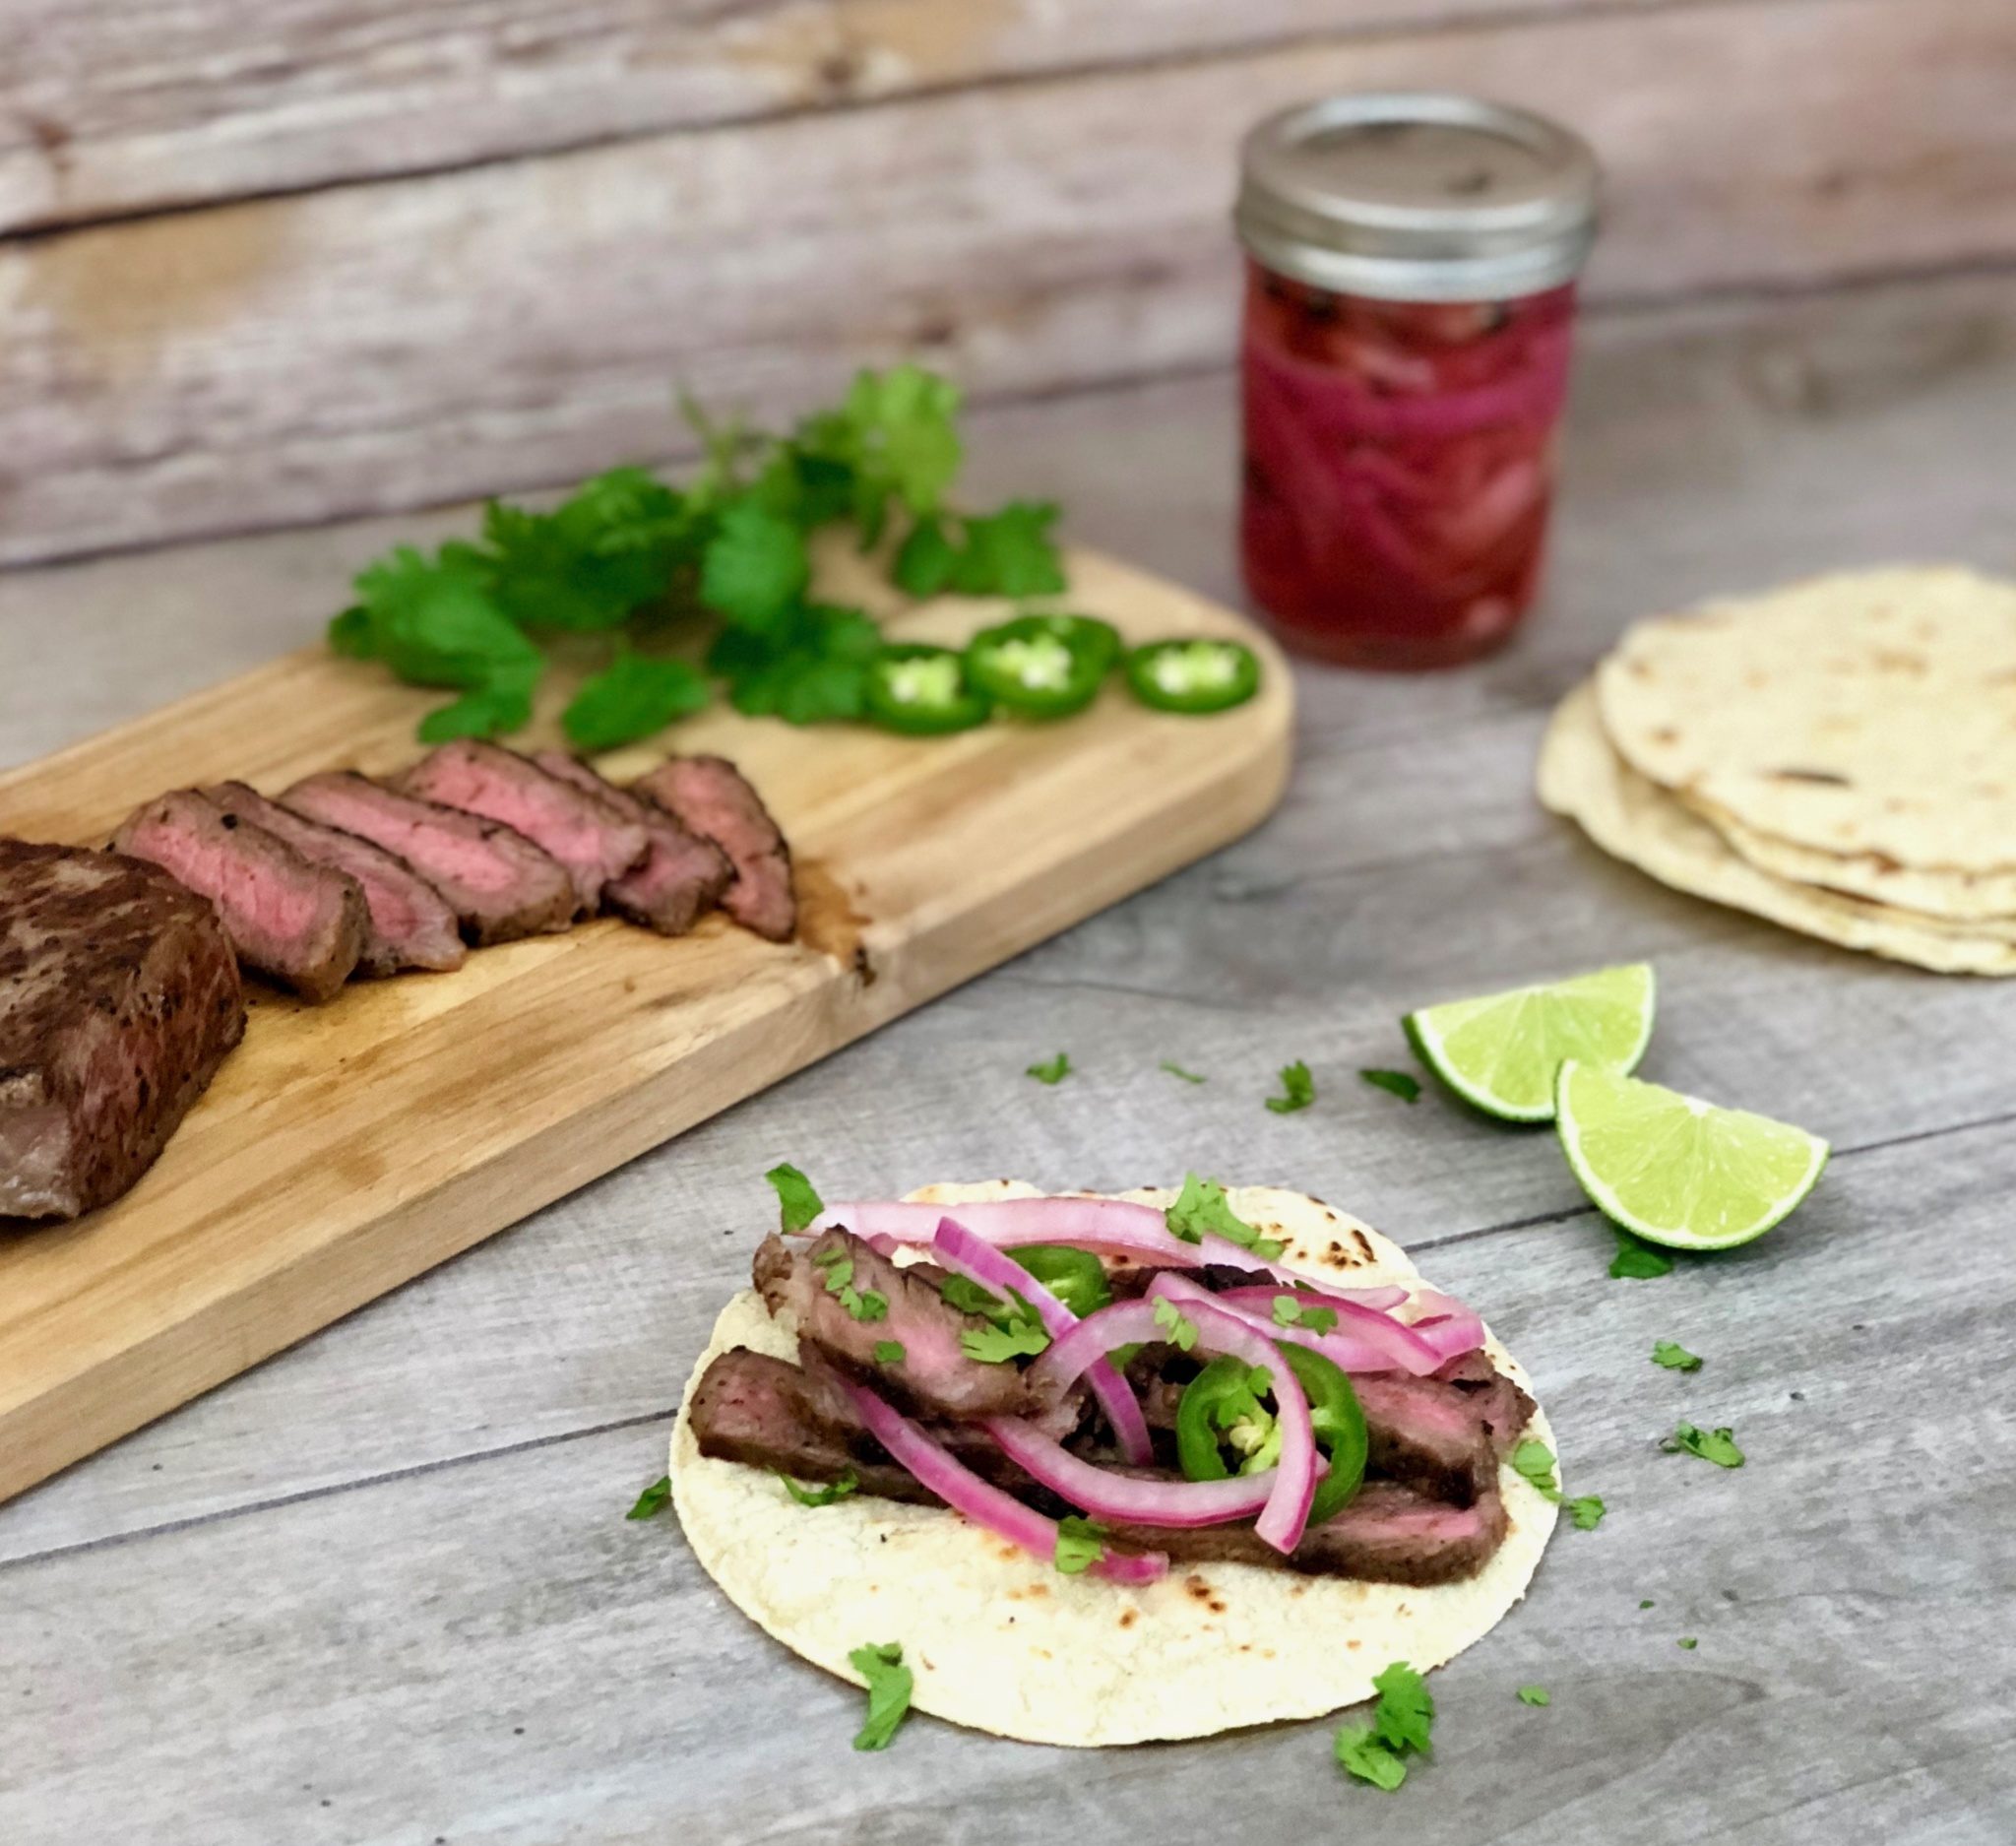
[[532, 751, 731, 935], [203, 781, 464, 976], [1, 839, 245, 1220], [112, 790, 368, 1002], [632, 754, 794, 941], [281, 772, 577, 946], [395, 740, 648, 912]]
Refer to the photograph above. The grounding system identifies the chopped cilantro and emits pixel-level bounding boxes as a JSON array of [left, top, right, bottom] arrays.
[[1516, 1686, 1550, 1707], [1152, 1297, 1199, 1353], [872, 1340, 907, 1367], [845, 1288, 889, 1322], [1359, 1068, 1421, 1104], [764, 1161, 824, 1233], [1053, 1515, 1107, 1576], [1161, 1060, 1208, 1084], [940, 1275, 1006, 1318], [1609, 1229, 1674, 1279], [1334, 1727, 1408, 1791], [1165, 1172, 1285, 1260], [960, 1289, 1050, 1363], [813, 1248, 852, 1290], [1652, 1340, 1703, 1370], [1566, 1495, 1606, 1531], [779, 1470, 858, 1507], [1336, 1660, 1435, 1791], [1677, 1637, 1698, 1651], [626, 1475, 671, 1521], [1026, 1051, 1072, 1085], [1272, 1295, 1340, 1336], [1639, 1599, 1656, 1610], [1265, 1059, 1315, 1114], [1511, 1438, 1563, 1503], [848, 1641, 914, 1751], [1664, 1423, 1744, 1468]]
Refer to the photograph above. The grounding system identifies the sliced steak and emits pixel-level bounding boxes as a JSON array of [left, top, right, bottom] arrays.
[[754, 1229, 1059, 1423], [202, 781, 464, 976], [396, 740, 648, 911], [632, 755, 794, 941], [112, 791, 367, 1001], [1434, 1350, 1536, 1459], [1349, 1372, 1498, 1506], [1117, 1483, 1511, 1586], [1, 839, 245, 1220], [282, 772, 577, 946], [532, 751, 731, 935]]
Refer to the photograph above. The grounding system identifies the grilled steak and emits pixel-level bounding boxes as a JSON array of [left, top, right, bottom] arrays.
[[282, 772, 577, 945], [203, 781, 464, 976], [396, 740, 649, 912], [1111, 1484, 1510, 1586], [1434, 1349, 1537, 1459], [532, 751, 731, 935], [1, 839, 245, 1219], [1350, 1371, 1502, 1506], [753, 1230, 1060, 1423], [112, 791, 368, 1001], [633, 755, 794, 941]]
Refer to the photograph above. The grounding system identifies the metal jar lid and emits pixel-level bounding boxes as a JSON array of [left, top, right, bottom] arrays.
[[1235, 93, 1599, 302]]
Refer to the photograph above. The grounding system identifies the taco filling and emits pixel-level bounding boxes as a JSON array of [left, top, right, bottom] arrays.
[[687, 1194, 1535, 1588]]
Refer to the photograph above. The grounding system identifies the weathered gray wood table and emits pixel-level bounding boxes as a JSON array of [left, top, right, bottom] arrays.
[[5, 273, 2015, 1844]]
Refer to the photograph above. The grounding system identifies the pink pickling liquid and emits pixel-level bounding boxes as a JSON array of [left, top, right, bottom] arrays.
[[1239, 260, 1578, 670]]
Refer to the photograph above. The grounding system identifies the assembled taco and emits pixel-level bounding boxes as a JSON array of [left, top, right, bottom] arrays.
[[669, 1180, 1558, 1747]]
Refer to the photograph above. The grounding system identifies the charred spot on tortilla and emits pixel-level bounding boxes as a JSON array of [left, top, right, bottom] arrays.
[[1768, 767, 1854, 787]]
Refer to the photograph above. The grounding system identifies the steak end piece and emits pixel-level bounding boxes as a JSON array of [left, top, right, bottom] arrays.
[[202, 781, 464, 976], [395, 740, 648, 912], [532, 751, 731, 936], [633, 755, 794, 941], [112, 790, 367, 1001], [1, 839, 246, 1220], [281, 772, 578, 946]]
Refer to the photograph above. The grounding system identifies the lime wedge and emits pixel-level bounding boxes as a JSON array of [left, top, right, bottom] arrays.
[[1404, 964, 1656, 1122], [1555, 1061, 1828, 1249]]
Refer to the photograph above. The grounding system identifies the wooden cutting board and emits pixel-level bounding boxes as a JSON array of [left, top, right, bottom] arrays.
[[0, 546, 1292, 1504]]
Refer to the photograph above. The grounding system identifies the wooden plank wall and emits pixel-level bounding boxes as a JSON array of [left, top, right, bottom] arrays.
[[3, 0, 2009, 566]]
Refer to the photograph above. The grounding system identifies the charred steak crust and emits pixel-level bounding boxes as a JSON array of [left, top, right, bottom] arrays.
[[281, 772, 578, 946], [1, 839, 245, 1220], [753, 1230, 1061, 1423], [395, 740, 649, 913], [532, 751, 732, 936], [632, 755, 795, 942], [202, 781, 465, 977], [112, 790, 368, 1002]]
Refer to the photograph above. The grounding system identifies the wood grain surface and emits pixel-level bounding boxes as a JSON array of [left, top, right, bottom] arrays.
[[7, 0, 2013, 564], [3, 267, 2015, 1840], [0, 547, 1290, 1508]]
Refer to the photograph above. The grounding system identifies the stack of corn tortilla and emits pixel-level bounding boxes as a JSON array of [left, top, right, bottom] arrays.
[[1538, 566, 2016, 975]]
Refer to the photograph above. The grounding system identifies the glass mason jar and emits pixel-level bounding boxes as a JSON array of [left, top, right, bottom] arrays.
[[1235, 95, 1600, 670]]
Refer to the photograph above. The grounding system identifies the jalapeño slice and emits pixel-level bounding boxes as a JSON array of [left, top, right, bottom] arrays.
[[963, 613, 1120, 719], [1009, 1244, 1113, 1318], [863, 644, 992, 735], [1125, 637, 1261, 715], [1173, 1344, 1365, 1523]]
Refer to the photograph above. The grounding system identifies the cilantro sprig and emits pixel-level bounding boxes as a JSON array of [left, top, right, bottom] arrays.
[[1165, 1173, 1286, 1260], [1664, 1423, 1745, 1468], [848, 1641, 914, 1751], [332, 366, 1069, 748]]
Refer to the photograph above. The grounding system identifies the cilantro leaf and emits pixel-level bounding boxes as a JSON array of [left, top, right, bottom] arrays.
[[1360, 1068, 1421, 1104], [872, 1340, 906, 1366], [843, 1287, 888, 1322], [1052, 1514, 1107, 1576], [480, 471, 693, 633], [699, 500, 810, 634], [1272, 1295, 1339, 1335], [626, 1475, 671, 1521], [1567, 1495, 1606, 1531], [960, 1314, 1050, 1364], [1165, 1173, 1285, 1260], [1334, 1726, 1408, 1791], [779, 1469, 858, 1507], [1511, 1438, 1563, 1503], [713, 603, 881, 726], [1664, 1423, 1745, 1468], [1517, 1686, 1550, 1707], [416, 674, 538, 743], [891, 501, 1067, 599], [940, 1275, 1006, 1318], [848, 1641, 914, 1751], [1152, 1297, 1199, 1354], [1609, 1228, 1674, 1279], [1160, 1060, 1207, 1084], [1265, 1059, 1315, 1114], [1640, 1599, 1656, 1609], [890, 516, 962, 598], [562, 651, 711, 750], [765, 1163, 824, 1234], [796, 365, 964, 540], [1371, 1661, 1435, 1755], [1652, 1340, 1703, 1371], [1677, 1637, 1698, 1650], [1026, 1051, 1072, 1085]]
